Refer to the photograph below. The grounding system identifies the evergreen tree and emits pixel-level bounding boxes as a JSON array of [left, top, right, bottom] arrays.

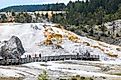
[[1, 14, 7, 22]]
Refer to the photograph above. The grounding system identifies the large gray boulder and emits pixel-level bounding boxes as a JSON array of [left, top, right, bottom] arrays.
[[0, 36, 25, 59]]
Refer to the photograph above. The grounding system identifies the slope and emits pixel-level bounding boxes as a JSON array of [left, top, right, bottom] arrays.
[[0, 23, 121, 61]]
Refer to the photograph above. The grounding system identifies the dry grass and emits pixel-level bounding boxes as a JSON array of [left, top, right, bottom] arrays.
[[0, 77, 23, 80], [60, 75, 94, 80]]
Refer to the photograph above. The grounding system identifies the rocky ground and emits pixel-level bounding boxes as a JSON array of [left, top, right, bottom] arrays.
[[0, 61, 121, 80]]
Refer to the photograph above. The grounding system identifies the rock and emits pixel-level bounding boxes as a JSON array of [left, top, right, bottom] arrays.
[[0, 36, 25, 59]]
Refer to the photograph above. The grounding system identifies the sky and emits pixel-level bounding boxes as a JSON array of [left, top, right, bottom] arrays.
[[0, 0, 79, 9]]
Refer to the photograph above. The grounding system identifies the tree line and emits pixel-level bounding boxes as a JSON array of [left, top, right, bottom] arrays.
[[52, 0, 121, 26], [0, 3, 66, 12], [0, 12, 51, 23], [2, 0, 121, 25], [51, 0, 121, 41]]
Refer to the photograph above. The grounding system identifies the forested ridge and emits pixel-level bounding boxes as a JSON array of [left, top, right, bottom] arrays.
[[0, 3, 66, 12], [51, 0, 121, 45], [52, 0, 121, 26], [1, 0, 121, 26]]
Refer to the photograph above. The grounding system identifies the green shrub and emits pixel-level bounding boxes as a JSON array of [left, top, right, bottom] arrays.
[[38, 70, 48, 80]]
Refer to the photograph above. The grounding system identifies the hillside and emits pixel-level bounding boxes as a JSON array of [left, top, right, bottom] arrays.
[[0, 23, 121, 61], [0, 23, 121, 80], [0, 3, 66, 12]]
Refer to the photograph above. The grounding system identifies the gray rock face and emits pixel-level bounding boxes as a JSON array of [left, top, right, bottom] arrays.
[[0, 36, 25, 59]]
